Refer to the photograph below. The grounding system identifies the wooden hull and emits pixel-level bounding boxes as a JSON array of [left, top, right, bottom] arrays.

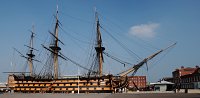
[[8, 74, 115, 93]]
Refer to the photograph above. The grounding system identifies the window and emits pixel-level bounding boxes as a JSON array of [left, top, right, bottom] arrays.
[[195, 76, 198, 81]]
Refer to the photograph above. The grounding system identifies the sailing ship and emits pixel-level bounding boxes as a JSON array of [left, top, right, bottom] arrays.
[[6, 7, 176, 93]]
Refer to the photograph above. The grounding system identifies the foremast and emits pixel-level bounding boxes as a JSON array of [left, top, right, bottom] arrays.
[[95, 12, 105, 77]]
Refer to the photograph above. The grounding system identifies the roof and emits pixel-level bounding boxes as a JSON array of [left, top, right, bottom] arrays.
[[150, 81, 174, 85], [173, 66, 199, 76], [0, 83, 7, 87]]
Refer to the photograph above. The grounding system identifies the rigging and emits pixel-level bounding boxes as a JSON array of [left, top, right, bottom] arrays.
[[103, 51, 132, 66], [100, 26, 142, 61]]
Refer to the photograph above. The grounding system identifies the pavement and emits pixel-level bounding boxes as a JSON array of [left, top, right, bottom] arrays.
[[0, 93, 200, 98]]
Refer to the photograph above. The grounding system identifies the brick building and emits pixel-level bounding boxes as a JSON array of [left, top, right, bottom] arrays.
[[164, 66, 200, 89], [128, 76, 146, 90], [173, 66, 198, 78]]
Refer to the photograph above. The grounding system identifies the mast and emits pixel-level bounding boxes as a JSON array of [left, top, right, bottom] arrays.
[[26, 25, 35, 76], [95, 12, 105, 76], [49, 6, 61, 79]]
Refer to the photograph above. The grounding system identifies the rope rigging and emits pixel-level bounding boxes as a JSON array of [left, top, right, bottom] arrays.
[[60, 11, 93, 24], [59, 25, 99, 74], [103, 51, 132, 66], [39, 12, 99, 78], [59, 26, 92, 45], [100, 25, 142, 61], [145, 42, 176, 71], [59, 53, 98, 74], [98, 13, 161, 52]]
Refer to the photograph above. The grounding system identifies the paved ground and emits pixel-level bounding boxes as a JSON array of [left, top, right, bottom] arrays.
[[0, 93, 200, 98]]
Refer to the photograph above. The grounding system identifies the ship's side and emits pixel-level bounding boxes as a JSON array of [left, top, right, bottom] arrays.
[[8, 74, 115, 93]]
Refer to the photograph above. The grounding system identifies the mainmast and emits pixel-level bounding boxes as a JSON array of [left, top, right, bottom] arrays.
[[26, 26, 35, 76], [49, 6, 61, 79], [95, 12, 105, 76]]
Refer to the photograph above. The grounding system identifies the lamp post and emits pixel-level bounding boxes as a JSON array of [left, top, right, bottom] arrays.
[[78, 67, 80, 94]]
